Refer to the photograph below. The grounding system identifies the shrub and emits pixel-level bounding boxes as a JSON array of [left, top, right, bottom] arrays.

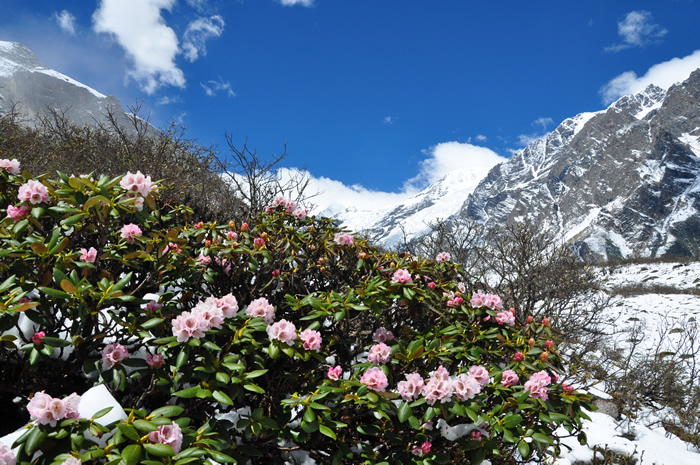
[[0, 162, 594, 464]]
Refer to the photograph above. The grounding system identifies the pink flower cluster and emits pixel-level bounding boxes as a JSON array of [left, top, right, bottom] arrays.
[[411, 441, 432, 457], [32, 331, 45, 345], [327, 365, 343, 380], [245, 297, 275, 323], [147, 353, 164, 369], [18, 180, 49, 204], [120, 223, 142, 244], [172, 296, 238, 342], [372, 326, 394, 343], [391, 268, 413, 284], [435, 251, 451, 263], [470, 292, 503, 310], [79, 247, 97, 264], [524, 370, 552, 400], [333, 232, 354, 246], [267, 319, 297, 345], [368, 342, 392, 364], [299, 328, 322, 350], [27, 391, 80, 427], [397, 365, 490, 405], [120, 171, 153, 198], [501, 369, 519, 387], [495, 309, 515, 326], [267, 196, 297, 213], [446, 294, 464, 308], [360, 366, 388, 392], [145, 300, 163, 312], [102, 343, 130, 368], [196, 253, 212, 266], [62, 458, 81, 465], [254, 237, 266, 249], [0, 158, 20, 175], [148, 421, 183, 454], [6, 204, 29, 221], [0, 442, 15, 465]]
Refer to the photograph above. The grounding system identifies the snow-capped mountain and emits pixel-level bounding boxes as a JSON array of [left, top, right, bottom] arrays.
[[343, 69, 700, 260], [0, 41, 140, 132]]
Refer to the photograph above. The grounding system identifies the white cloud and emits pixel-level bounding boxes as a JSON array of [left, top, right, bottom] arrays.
[[185, 0, 208, 12], [405, 141, 506, 191], [278, 0, 315, 7], [182, 15, 224, 62], [156, 95, 181, 105], [55, 10, 77, 36], [605, 11, 667, 53], [92, 0, 184, 94], [383, 116, 394, 124], [531, 117, 554, 130], [600, 49, 700, 104], [201, 77, 236, 97], [475, 134, 487, 142], [517, 133, 543, 146]]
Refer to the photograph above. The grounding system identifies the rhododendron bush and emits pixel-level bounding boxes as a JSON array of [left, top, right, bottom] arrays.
[[0, 164, 594, 465]]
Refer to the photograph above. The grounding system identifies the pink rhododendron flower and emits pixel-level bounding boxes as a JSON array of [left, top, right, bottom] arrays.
[[62, 458, 81, 465], [333, 232, 354, 245], [102, 343, 129, 368], [299, 328, 322, 350], [267, 319, 297, 345], [368, 342, 392, 364], [0, 442, 16, 465], [543, 317, 550, 326], [292, 208, 307, 220], [411, 441, 432, 456], [428, 281, 436, 290], [145, 300, 163, 312], [430, 365, 450, 381], [196, 253, 212, 266], [172, 311, 207, 342], [27, 391, 80, 427], [469, 365, 489, 386], [0, 158, 20, 175], [120, 223, 142, 244], [268, 196, 297, 213], [214, 256, 231, 274], [6, 204, 29, 221], [226, 230, 238, 241], [457, 282, 467, 294], [205, 294, 239, 318], [471, 430, 482, 442], [435, 251, 451, 263], [192, 300, 224, 330], [147, 353, 164, 369], [562, 383, 575, 393], [327, 365, 343, 380], [32, 331, 45, 345], [360, 366, 388, 392], [148, 421, 183, 454], [372, 326, 394, 343], [471, 292, 503, 310], [246, 297, 275, 323], [513, 352, 525, 362], [447, 295, 464, 307], [423, 377, 453, 405], [397, 372, 425, 401], [79, 247, 98, 264], [254, 237, 265, 249], [163, 242, 182, 254], [391, 268, 413, 284], [452, 373, 482, 401], [545, 340, 555, 350], [501, 369, 519, 387], [524, 370, 552, 400], [120, 171, 153, 198], [18, 180, 49, 204], [495, 311, 515, 326]]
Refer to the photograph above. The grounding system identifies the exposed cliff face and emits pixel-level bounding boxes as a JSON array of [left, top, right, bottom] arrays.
[[0, 41, 145, 133], [463, 70, 700, 260]]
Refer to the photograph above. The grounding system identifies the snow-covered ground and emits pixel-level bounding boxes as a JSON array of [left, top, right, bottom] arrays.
[[3, 262, 700, 464]]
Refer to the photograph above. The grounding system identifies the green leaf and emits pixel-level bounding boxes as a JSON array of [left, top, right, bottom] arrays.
[[133, 419, 158, 432], [174, 386, 200, 398], [38, 286, 70, 299], [150, 405, 184, 417], [91, 406, 114, 420], [244, 369, 268, 379], [243, 383, 265, 394], [141, 318, 164, 330], [61, 213, 86, 226], [532, 432, 554, 444], [518, 440, 530, 458], [397, 402, 412, 423], [122, 444, 142, 465], [319, 424, 337, 440], [503, 414, 523, 429], [24, 426, 48, 455], [143, 443, 175, 457], [213, 390, 233, 405]]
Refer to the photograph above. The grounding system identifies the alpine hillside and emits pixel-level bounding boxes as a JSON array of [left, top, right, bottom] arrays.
[[338, 70, 700, 261], [0, 41, 144, 133]]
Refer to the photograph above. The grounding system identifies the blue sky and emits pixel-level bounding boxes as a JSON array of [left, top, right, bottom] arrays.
[[2, 0, 700, 212]]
